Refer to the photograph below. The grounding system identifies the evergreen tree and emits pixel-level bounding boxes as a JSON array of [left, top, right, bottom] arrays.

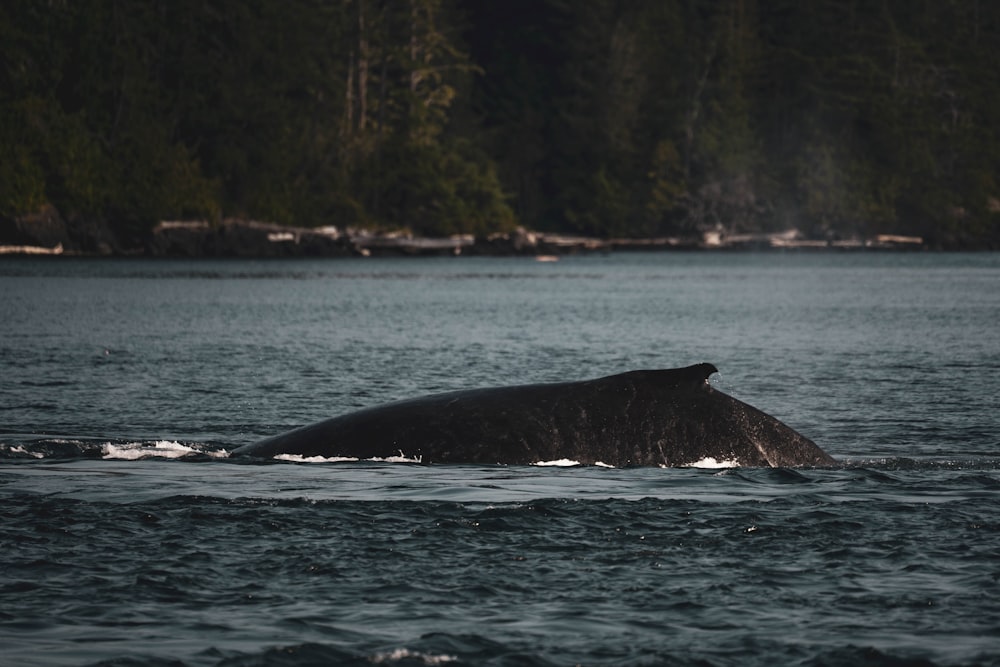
[[2, 0, 998, 246]]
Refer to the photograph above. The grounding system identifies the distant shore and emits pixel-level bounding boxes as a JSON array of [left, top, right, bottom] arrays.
[[0, 209, 964, 258]]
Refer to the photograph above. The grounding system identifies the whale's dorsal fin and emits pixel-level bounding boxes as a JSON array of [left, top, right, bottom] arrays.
[[674, 362, 718, 386], [615, 363, 718, 389]]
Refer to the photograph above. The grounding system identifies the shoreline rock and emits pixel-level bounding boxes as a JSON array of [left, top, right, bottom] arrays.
[[0, 205, 123, 255], [147, 219, 355, 257]]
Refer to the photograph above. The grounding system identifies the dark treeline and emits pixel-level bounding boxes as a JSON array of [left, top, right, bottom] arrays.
[[2, 0, 999, 247]]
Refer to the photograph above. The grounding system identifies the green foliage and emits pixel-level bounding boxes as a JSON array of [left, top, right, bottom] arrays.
[[464, 0, 1000, 244], [0, 97, 109, 218], [0, 101, 49, 216], [2, 0, 999, 246], [371, 137, 515, 237]]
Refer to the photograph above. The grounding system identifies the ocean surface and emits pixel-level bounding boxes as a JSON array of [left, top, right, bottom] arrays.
[[1, 252, 998, 667]]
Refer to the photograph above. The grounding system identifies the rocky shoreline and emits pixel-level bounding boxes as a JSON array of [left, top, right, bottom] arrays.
[[0, 207, 937, 258]]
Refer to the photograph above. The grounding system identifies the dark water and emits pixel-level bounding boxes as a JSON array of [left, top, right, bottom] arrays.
[[2, 253, 999, 666]]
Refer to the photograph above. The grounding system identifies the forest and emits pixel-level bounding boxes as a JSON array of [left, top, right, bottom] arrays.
[[2, 0, 999, 248]]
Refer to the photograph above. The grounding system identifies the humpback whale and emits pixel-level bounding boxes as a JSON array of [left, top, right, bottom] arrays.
[[232, 363, 834, 467]]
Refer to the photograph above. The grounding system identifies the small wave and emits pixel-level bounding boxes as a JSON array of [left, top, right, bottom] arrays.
[[370, 648, 458, 665], [273, 453, 423, 464], [101, 440, 230, 460], [0, 438, 105, 459], [209, 641, 466, 667], [532, 458, 581, 467], [274, 454, 361, 463], [683, 456, 740, 469], [0, 438, 231, 461], [840, 456, 1000, 471], [5, 445, 44, 459]]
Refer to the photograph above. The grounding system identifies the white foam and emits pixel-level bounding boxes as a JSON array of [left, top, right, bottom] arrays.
[[101, 441, 229, 460], [274, 454, 360, 463], [684, 456, 740, 469], [370, 648, 457, 665], [378, 454, 423, 463], [273, 453, 422, 464], [8, 445, 44, 458], [594, 461, 615, 468], [532, 458, 581, 467]]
